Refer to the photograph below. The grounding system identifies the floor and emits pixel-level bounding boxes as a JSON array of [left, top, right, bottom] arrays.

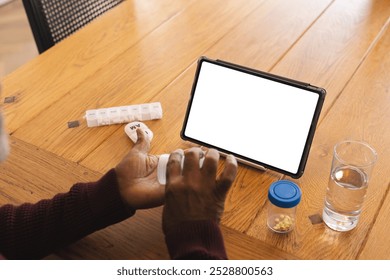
[[0, 0, 38, 76]]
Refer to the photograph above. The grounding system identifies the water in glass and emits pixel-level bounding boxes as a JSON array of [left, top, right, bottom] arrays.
[[323, 165, 368, 231]]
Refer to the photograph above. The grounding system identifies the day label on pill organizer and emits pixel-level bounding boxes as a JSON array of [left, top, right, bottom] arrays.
[[85, 102, 163, 127]]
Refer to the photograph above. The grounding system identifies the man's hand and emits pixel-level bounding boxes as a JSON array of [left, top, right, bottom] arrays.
[[115, 129, 164, 210], [162, 148, 238, 234]]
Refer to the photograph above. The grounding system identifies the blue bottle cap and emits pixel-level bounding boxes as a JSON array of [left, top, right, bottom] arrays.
[[268, 180, 301, 208]]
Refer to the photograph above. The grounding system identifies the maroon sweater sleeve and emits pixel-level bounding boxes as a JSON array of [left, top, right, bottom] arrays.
[[165, 220, 228, 260], [0, 169, 134, 259]]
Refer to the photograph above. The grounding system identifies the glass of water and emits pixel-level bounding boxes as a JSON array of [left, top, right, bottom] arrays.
[[322, 140, 377, 232]]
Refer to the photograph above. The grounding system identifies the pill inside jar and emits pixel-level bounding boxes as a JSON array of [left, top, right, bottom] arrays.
[[269, 214, 295, 232], [267, 180, 301, 234]]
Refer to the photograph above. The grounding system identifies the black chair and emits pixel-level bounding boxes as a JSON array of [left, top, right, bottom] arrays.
[[22, 0, 123, 53]]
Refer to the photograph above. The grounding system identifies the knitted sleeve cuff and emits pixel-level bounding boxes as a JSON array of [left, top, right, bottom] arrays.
[[165, 220, 228, 260], [83, 169, 136, 228]]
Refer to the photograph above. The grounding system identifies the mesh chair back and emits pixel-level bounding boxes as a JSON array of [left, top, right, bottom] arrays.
[[22, 0, 123, 53]]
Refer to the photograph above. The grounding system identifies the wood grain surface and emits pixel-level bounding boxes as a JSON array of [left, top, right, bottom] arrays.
[[1, 0, 389, 259]]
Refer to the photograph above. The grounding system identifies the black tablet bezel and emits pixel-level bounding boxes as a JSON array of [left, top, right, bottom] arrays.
[[181, 57, 326, 178]]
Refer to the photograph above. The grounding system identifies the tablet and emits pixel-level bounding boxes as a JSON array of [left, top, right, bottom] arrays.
[[181, 57, 326, 178]]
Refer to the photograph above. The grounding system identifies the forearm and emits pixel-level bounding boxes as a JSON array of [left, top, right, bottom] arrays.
[[0, 169, 134, 259], [165, 220, 228, 260]]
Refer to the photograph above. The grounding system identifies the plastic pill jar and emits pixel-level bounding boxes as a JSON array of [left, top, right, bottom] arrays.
[[267, 180, 301, 233]]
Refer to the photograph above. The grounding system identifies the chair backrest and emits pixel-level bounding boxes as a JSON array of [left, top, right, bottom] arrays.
[[22, 0, 123, 53]]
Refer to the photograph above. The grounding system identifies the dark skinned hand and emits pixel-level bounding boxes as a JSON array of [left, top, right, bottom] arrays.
[[115, 129, 164, 210], [162, 147, 238, 234]]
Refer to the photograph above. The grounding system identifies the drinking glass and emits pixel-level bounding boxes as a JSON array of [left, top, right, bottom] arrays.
[[322, 140, 377, 231]]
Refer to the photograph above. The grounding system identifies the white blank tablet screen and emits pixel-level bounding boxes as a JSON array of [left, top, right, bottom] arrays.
[[184, 61, 320, 174]]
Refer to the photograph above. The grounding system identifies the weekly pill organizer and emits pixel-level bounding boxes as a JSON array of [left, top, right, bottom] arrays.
[[85, 102, 162, 127], [181, 57, 326, 178]]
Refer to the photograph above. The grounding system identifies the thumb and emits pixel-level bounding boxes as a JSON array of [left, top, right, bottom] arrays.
[[133, 128, 150, 154]]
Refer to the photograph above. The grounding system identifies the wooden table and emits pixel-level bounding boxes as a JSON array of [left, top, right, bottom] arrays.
[[1, 0, 389, 260]]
